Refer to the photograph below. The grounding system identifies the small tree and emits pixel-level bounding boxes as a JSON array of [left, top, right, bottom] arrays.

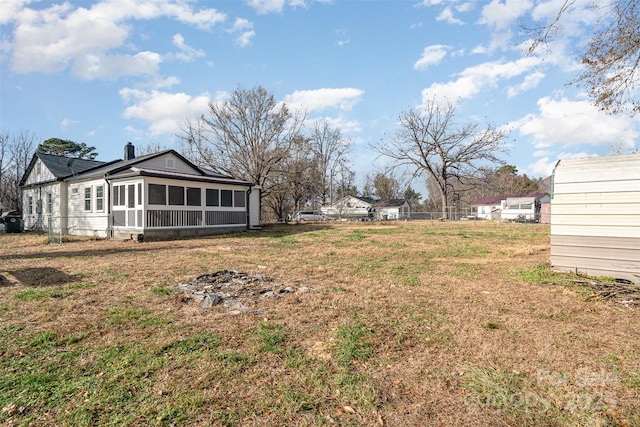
[[37, 138, 98, 159], [374, 99, 508, 220]]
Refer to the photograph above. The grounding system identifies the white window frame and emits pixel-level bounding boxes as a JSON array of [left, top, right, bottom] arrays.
[[96, 185, 104, 212], [84, 187, 92, 211]]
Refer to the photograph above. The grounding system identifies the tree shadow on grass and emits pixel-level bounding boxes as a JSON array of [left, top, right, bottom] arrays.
[[5, 267, 80, 287]]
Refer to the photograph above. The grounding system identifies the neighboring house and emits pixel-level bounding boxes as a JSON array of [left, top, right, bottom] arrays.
[[19, 143, 260, 241], [469, 193, 550, 222], [550, 154, 640, 283], [469, 196, 504, 220], [321, 195, 410, 220]]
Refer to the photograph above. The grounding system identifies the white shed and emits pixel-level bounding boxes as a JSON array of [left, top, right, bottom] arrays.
[[550, 153, 640, 283]]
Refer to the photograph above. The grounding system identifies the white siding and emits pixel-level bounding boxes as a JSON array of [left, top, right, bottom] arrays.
[[24, 158, 56, 185], [550, 153, 640, 282], [249, 186, 261, 228], [136, 153, 197, 174], [67, 179, 110, 237]]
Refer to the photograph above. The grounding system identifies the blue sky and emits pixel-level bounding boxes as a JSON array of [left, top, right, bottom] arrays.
[[2, 0, 639, 196]]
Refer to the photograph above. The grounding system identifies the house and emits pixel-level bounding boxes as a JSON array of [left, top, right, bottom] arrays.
[[19, 143, 260, 241], [550, 153, 640, 283], [469, 193, 550, 222], [321, 195, 410, 220], [469, 196, 504, 220]]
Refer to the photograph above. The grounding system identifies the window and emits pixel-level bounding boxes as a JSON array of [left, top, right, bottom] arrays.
[[137, 183, 142, 205], [187, 187, 201, 206], [128, 184, 135, 208], [168, 185, 184, 205], [47, 193, 53, 214], [148, 184, 166, 205], [206, 189, 219, 206], [221, 190, 233, 207], [84, 187, 92, 211], [113, 185, 126, 206], [96, 186, 104, 211], [28, 196, 33, 214], [234, 190, 245, 207]]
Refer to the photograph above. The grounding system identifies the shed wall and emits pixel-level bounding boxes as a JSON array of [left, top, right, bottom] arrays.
[[550, 154, 640, 283]]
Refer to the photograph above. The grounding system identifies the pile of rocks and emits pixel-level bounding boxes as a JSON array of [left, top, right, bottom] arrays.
[[177, 270, 309, 314]]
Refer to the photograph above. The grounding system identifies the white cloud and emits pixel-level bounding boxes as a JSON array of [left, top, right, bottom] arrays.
[[6, 0, 225, 77], [60, 118, 79, 130], [72, 51, 162, 80], [120, 88, 211, 135], [247, 0, 286, 14], [436, 7, 463, 25], [170, 33, 205, 62], [413, 45, 449, 70], [512, 97, 640, 149], [507, 70, 545, 97], [229, 18, 255, 47], [284, 88, 364, 113], [480, 0, 532, 31], [421, 56, 542, 104]]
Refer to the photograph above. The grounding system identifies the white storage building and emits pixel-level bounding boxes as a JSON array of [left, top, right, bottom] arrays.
[[550, 153, 640, 283]]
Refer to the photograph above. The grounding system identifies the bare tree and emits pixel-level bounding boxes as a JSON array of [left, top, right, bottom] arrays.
[[526, 0, 639, 115], [375, 100, 508, 219], [363, 170, 403, 200], [180, 86, 305, 199], [262, 135, 315, 221], [308, 119, 350, 205], [1, 131, 38, 211]]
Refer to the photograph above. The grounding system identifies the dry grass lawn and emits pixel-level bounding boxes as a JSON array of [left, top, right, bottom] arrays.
[[1, 221, 638, 426]]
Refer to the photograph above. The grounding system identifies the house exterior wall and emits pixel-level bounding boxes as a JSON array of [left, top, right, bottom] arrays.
[[22, 182, 65, 231], [23, 158, 56, 186], [249, 186, 261, 228], [550, 153, 640, 283], [67, 179, 110, 237]]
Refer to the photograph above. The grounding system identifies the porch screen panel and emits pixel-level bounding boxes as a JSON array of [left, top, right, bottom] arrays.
[[206, 189, 219, 206], [187, 187, 201, 206], [148, 184, 166, 205], [221, 190, 233, 207], [168, 186, 184, 205], [234, 191, 245, 207], [113, 211, 126, 226], [128, 185, 135, 208]]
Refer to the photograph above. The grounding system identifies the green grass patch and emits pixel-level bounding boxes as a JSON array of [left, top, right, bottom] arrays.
[[14, 286, 73, 301], [334, 322, 373, 368], [254, 322, 286, 354]]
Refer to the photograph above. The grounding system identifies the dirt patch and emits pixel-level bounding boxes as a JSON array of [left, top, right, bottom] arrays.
[[177, 269, 310, 314]]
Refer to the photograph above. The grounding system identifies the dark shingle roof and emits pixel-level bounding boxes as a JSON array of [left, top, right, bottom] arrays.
[[37, 153, 106, 178]]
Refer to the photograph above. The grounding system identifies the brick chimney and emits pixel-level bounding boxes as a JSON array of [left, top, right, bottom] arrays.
[[124, 142, 135, 160]]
